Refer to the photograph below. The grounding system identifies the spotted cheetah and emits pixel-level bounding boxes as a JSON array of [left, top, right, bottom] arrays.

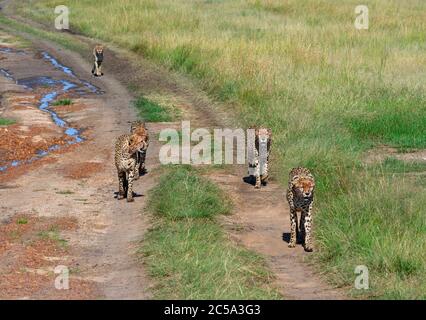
[[247, 126, 272, 188], [114, 133, 147, 202], [91, 45, 104, 77], [286, 167, 315, 252], [130, 120, 149, 178]]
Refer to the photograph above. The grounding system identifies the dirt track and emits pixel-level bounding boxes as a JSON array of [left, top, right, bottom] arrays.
[[0, 28, 153, 299], [0, 4, 346, 299]]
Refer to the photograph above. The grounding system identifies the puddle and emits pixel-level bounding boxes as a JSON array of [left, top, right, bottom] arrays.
[[0, 68, 14, 81], [41, 52, 103, 94], [0, 47, 25, 55], [0, 49, 101, 173]]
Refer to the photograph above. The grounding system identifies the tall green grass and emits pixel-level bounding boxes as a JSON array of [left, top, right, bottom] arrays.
[[141, 166, 280, 299], [14, 0, 426, 298]]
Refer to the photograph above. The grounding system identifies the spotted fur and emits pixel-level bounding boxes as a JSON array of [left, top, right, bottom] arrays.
[[286, 167, 315, 251], [130, 120, 149, 178], [248, 127, 272, 188], [114, 133, 147, 202], [91, 45, 104, 77]]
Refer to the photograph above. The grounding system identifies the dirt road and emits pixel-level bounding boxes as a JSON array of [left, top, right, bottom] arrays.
[[0, 6, 345, 299], [0, 28, 154, 299]]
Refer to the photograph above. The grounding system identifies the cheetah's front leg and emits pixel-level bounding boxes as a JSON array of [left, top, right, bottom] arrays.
[[126, 169, 135, 202], [288, 208, 298, 248], [260, 156, 269, 186], [133, 153, 140, 180], [254, 159, 261, 189], [303, 204, 314, 252], [117, 171, 126, 200]]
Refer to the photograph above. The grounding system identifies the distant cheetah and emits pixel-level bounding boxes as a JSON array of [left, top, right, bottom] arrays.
[[247, 126, 272, 188], [91, 45, 104, 76]]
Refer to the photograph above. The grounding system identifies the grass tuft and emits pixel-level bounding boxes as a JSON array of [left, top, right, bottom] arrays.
[[141, 165, 280, 299], [52, 99, 72, 106], [134, 96, 174, 122], [148, 166, 231, 219], [0, 117, 15, 126]]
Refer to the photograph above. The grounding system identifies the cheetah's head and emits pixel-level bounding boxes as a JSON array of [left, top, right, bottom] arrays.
[[256, 127, 272, 144], [292, 176, 315, 199], [133, 126, 149, 150], [254, 127, 272, 155], [128, 134, 147, 154], [95, 45, 104, 54]]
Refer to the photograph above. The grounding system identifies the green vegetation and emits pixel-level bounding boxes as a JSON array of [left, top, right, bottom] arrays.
[[141, 166, 280, 299], [52, 98, 72, 106], [38, 225, 68, 248], [17, 218, 28, 225], [11, 0, 426, 298], [378, 157, 426, 174], [0, 117, 15, 126], [134, 96, 175, 122], [55, 190, 75, 195]]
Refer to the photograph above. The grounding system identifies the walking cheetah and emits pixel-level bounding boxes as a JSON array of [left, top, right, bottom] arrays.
[[114, 133, 147, 202], [130, 120, 149, 178], [286, 167, 315, 252], [91, 45, 104, 77], [247, 126, 272, 188]]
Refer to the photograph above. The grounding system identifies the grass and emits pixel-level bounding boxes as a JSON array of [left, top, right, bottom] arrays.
[[17, 218, 28, 225], [0, 117, 15, 126], [134, 95, 175, 122], [378, 157, 426, 173], [55, 190, 74, 195], [52, 99, 72, 106], [10, 0, 426, 299], [140, 165, 280, 299], [38, 226, 68, 248], [149, 166, 231, 219]]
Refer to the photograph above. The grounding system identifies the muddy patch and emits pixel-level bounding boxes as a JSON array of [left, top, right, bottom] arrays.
[[62, 161, 104, 179], [0, 214, 99, 299]]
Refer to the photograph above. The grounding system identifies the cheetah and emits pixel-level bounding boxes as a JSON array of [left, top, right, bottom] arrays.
[[114, 133, 147, 202], [286, 167, 315, 252], [91, 45, 104, 77], [247, 126, 272, 188], [130, 120, 149, 178]]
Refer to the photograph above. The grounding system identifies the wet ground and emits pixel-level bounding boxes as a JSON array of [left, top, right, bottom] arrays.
[[0, 46, 102, 173]]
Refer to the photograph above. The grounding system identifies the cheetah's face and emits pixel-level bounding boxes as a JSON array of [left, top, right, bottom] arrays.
[[95, 46, 104, 54], [292, 177, 315, 199], [128, 134, 147, 154], [257, 128, 271, 144], [133, 127, 149, 150]]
